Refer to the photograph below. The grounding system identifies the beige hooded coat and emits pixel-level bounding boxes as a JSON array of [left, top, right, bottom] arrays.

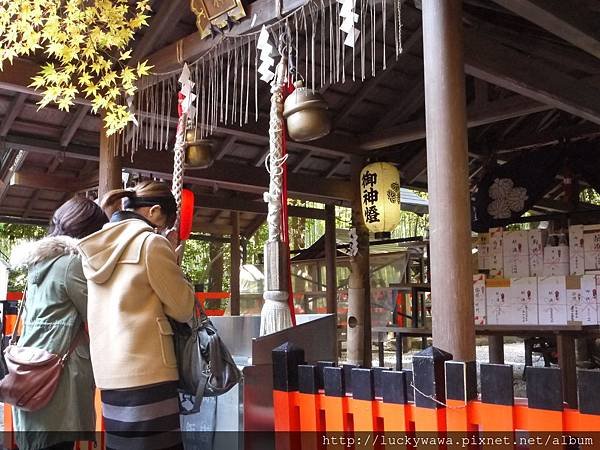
[[78, 218, 195, 390]]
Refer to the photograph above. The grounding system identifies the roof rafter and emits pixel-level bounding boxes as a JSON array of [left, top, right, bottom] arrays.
[[491, 0, 600, 60], [463, 28, 600, 125]]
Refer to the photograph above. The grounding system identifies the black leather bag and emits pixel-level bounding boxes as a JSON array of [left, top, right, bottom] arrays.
[[169, 306, 242, 415]]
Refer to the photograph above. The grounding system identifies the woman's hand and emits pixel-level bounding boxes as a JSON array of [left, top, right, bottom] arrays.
[[163, 228, 180, 249]]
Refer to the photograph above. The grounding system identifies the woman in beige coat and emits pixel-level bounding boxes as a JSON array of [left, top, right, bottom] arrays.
[[77, 181, 195, 450]]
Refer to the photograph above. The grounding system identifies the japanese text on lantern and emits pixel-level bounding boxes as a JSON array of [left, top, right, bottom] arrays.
[[362, 170, 380, 224]]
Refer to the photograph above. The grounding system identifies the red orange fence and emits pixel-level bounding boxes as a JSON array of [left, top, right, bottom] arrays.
[[272, 343, 600, 449]]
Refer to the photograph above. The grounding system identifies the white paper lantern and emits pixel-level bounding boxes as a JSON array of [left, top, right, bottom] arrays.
[[360, 162, 401, 236]]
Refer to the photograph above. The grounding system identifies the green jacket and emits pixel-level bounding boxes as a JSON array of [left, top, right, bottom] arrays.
[[10, 236, 95, 450]]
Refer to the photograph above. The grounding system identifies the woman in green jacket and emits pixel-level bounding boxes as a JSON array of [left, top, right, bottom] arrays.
[[9, 197, 108, 450]]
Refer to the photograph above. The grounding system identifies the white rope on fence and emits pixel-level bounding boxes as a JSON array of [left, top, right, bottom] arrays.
[[409, 382, 467, 410]]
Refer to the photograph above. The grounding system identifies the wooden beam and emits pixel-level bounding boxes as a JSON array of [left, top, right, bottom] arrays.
[[6, 136, 354, 203], [230, 211, 241, 316], [0, 60, 39, 95], [0, 93, 27, 137], [494, 121, 600, 153], [361, 95, 551, 150], [214, 136, 237, 160], [22, 190, 41, 219], [60, 105, 91, 147], [375, 80, 424, 131], [10, 170, 99, 192], [242, 215, 266, 238], [491, 0, 600, 60], [146, 0, 308, 73], [0, 150, 27, 204], [194, 193, 326, 219], [253, 148, 269, 167], [324, 204, 337, 314], [291, 151, 313, 174], [192, 222, 233, 235], [334, 27, 423, 127], [324, 157, 347, 178], [131, 0, 190, 63], [463, 29, 600, 125]]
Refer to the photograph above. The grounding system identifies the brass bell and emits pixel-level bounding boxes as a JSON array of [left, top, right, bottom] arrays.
[[283, 81, 331, 142], [184, 130, 214, 169]]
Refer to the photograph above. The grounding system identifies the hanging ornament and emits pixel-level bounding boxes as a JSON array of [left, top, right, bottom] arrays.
[[257, 26, 276, 83], [339, 0, 360, 48], [184, 131, 214, 168], [179, 189, 195, 241], [360, 162, 401, 239], [283, 80, 331, 142]]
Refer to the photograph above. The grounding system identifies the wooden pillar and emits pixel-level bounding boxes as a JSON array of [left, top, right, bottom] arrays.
[[98, 124, 122, 201], [324, 204, 337, 315], [422, 0, 475, 361], [488, 335, 504, 364], [230, 211, 241, 316], [347, 156, 371, 367]]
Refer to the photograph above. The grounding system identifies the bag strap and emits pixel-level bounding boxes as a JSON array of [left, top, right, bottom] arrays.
[[61, 326, 87, 363], [9, 284, 28, 346]]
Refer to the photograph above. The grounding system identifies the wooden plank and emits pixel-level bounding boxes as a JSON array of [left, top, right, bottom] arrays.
[[0, 150, 27, 204], [375, 80, 424, 131], [291, 151, 313, 174], [60, 105, 91, 147], [0, 60, 40, 95], [324, 157, 347, 178], [491, 0, 600, 60], [131, 0, 190, 63], [324, 204, 337, 314], [463, 29, 600, 125], [7, 136, 354, 203], [361, 95, 550, 150], [242, 214, 266, 238], [0, 93, 27, 137], [10, 170, 99, 192], [253, 148, 269, 167], [423, 0, 475, 361], [193, 193, 326, 218], [230, 211, 241, 316], [192, 222, 233, 235], [557, 334, 578, 408], [214, 136, 237, 160], [333, 27, 423, 127]]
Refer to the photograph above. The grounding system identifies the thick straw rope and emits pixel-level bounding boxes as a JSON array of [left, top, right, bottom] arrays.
[[171, 99, 187, 230], [264, 76, 286, 241], [260, 56, 293, 336]]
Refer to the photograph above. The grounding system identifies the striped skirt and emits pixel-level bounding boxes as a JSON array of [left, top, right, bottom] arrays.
[[101, 381, 183, 450]]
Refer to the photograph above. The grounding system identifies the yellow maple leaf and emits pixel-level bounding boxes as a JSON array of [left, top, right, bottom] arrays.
[[119, 49, 132, 61], [136, 60, 153, 77], [83, 83, 98, 97], [57, 95, 73, 111]]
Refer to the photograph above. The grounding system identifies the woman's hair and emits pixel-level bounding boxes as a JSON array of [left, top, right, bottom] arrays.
[[101, 181, 177, 228], [49, 196, 108, 238]]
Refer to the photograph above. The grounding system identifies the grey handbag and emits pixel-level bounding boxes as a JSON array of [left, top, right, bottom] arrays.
[[169, 305, 242, 415]]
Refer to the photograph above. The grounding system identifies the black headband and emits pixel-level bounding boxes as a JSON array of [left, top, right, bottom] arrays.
[[123, 195, 177, 215]]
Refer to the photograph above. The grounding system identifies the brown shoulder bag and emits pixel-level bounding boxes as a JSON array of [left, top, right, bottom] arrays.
[[0, 286, 85, 412]]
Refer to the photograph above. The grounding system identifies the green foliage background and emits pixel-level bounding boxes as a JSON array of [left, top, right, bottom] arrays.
[[0, 195, 429, 294]]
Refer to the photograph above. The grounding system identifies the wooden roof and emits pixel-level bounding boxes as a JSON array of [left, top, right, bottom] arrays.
[[1, 0, 600, 235]]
